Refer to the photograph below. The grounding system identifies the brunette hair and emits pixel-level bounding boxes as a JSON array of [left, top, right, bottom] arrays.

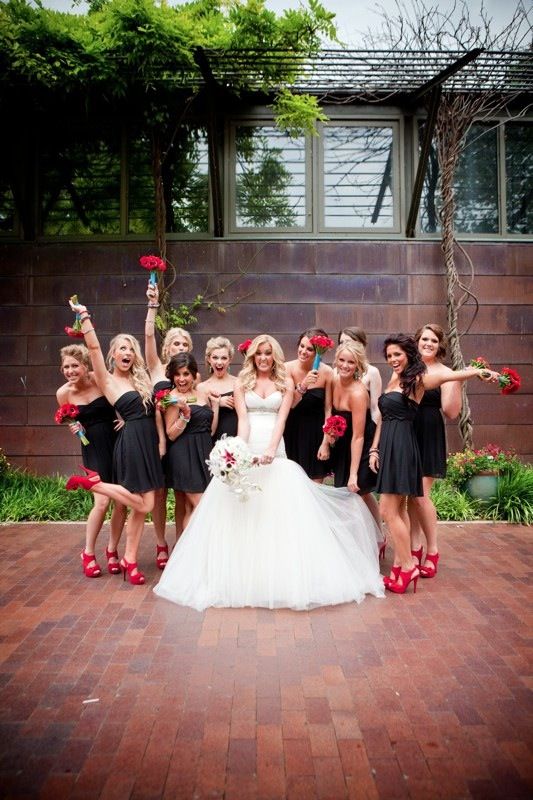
[[60, 344, 91, 370], [297, 327, 329, 346], [204, 336, 235, 368], [334, 340, 368, 378], [414, 323, 447, 359], [106, 334, 153, 410], [239, 335, 287, 393], [338, 327, 367, 349], [383, 334, 426, 398], [161, 327, 193, 364], [166, 352, 199, 382]]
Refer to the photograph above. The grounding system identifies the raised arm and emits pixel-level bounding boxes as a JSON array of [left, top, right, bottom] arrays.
[[422, 364, 499, 392], [69, 299, 115, 400], [145, 282, 163, 376]]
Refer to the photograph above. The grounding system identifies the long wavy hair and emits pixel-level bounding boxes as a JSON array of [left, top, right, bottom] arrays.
[[414, 323, 447, 360], [334, 340, 368, 379], [59, 344, 91, 370], [106, 334, 153, 410], [383, 334, 426, 398], [161, 327, 193, 365], [204, 336, 235, 370], [239, 335, 287, 393]]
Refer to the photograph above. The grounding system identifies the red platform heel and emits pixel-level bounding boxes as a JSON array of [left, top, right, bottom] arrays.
[[156, 544, 169, 570], [386, 565, 419, 594], [66, 473, 101, 491], [80, 466, 100, 479], [411, 546, 423, 565], [105, 547, 121, 575], [420, 552, 439, 578], [383, 564, 401, 589], [81, 550, 101, 578], [120, 558, 145, 585]]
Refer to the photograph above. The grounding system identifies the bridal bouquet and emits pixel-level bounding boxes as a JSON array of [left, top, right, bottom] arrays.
[[206, 435, 260, 501], [55, 403, 89, 445]]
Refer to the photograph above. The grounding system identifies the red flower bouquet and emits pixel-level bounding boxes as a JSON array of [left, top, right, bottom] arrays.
[[55, 403, 89, 445], [322, 415, 348, 440], [309, 335, 335, 370], [238, 338, 253, 356], [470, 356, 490, 370], [64, 294, 84, 338], [139, 254, 167, 286], [154, 389, 178, 410], [498, 367, 521, 395]]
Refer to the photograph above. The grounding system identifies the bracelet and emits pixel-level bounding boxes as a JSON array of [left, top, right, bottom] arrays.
[[83, 327, 95, 334], [295, 383, 307, 395], [147, 303, 160, 309], [369, 449, 379, 455], [79, 313, 91, 322], [178, 412, 189, 423]]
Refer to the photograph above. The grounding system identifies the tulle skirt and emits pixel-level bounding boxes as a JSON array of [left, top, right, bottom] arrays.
[[154, 457, 385, 611]]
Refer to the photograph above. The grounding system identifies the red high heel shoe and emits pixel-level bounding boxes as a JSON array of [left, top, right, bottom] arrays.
[[420, 552, 439, 578], [81, 550, 101, 578], [120, 558, 145, 585], [379, 538, 387, 560], [411, 546, 423, 565], [80, 466, 100, 479], [386, 565, 419, 594], [105, 547, 121, 575], [156, 544, 169, 570], [66, 473, 101, 491], [383, 565, 401, 589]]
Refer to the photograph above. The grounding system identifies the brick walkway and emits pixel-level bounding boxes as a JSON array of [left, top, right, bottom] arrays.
[[0, 521, 531, 800]]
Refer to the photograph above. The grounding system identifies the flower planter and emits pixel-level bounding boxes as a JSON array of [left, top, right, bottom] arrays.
[[465, 472, 499, 501]]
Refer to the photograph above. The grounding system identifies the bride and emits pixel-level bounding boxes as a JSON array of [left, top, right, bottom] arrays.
[[154, 334, 385, 611]]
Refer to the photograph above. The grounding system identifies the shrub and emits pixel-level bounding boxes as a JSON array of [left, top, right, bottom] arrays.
[[0, 470, 93, 522], [484, 467, 533, 525], [430, 479, 479, 521], [446, 444, 519, 489]]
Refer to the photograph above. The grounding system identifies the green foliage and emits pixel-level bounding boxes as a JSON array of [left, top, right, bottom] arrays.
[[272, 89, 328, 137], [0, 448, 11, 478], [484, 467, 533, 525], [430, 479, 479, 521], [155, 294, 212, 333], [0, 469, 93, 522], [446, 444, 519, 489]]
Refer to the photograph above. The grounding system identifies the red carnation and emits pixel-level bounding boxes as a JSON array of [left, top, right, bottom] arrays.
[[322, 415, 348, 439], [499, 367, 521, 395], [238, 339, 253, 356]]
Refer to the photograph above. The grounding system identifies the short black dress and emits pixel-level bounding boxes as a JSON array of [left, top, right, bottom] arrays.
[[330, 405, 376, 494], [414, 388, 447, 478], [213, 391, 238, 443], [166, 404, 213, 493], [76, 396, 117, 483], [113, 391, 165, 493], [153, 378, 172, 474], [284, 388, 330, 480], [376, 391, 423, 497]]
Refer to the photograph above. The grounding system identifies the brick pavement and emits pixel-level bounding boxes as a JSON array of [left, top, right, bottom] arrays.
[[0, 521, 531, 799]]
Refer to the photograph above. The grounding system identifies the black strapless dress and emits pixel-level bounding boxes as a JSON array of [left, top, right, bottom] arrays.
[[213, 391, 238, 443], [113, 391, 165, 493], [284, 388, 330, 479], [414, 388, 447, 478], [76, 397, 117, 483], [166, 404, 213, 493], [330, 405, 376, 494], [376, 392, 423, 496]]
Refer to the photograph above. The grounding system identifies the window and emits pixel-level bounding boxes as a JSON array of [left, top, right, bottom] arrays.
[[39, 126, 121, 235], [505, 123, 533, 234], [231, 125, 307, 231], [321, 124, 397, 230], [0, 183, 16, 234]]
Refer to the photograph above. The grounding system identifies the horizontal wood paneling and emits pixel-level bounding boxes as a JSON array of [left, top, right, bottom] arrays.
[[0, 239, 531, 474]]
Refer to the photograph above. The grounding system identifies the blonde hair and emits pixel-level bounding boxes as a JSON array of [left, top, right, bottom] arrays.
[[335, 340, 368, 379], [60, 344, 91, 370], [161, 327, 193, 364], [205, 336, 235, 368], [106, 334, 153, 410], [239, 335, 287, 393]]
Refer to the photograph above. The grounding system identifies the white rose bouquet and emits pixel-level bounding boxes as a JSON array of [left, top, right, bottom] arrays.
[[206, 435, 261, 501]]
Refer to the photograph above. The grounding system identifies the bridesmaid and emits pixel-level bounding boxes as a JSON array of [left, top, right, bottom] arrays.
[[145, 281, 193, 555], [369, 333, 499, 594], [66, 299, 165, 585], [284, 327, 333, 482], [196, 337, 238, 442], [338, 327, 382, 423], [165, 353, 220, 530], [408, 324, 461, 577], [57, 344, 126, 578], [319, 340, 384, 547]]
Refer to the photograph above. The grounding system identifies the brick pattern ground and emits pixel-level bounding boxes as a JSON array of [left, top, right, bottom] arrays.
[[0, 521, 531, 800]]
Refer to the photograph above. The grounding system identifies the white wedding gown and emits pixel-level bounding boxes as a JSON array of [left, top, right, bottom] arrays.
[[154, 391, 385, 611]]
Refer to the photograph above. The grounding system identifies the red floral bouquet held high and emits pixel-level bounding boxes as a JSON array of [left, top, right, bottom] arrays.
[[64, 294, 84, 338], [309, 335, 335, 371], [498, 367, 521, 395], [55, 403, 89, 445], [238, 339, 253, 357], [139, 254, 167, 286], [322, 415, 348, 440]]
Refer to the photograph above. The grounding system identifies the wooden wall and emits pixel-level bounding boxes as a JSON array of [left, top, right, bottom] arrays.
[[0, 239, 531, 475]]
